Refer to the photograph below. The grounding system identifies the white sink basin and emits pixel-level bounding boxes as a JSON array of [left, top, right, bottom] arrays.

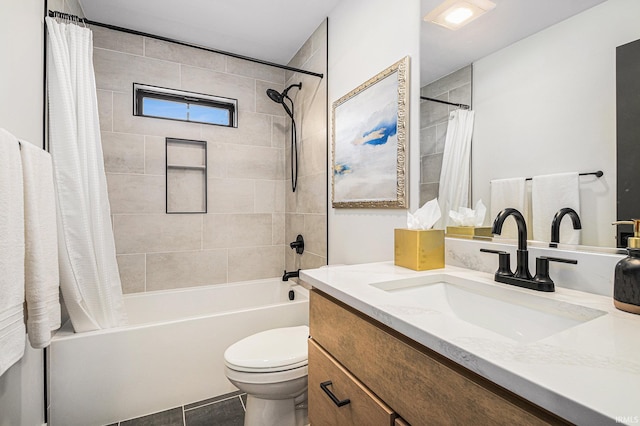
[[371, 274, 606, 343]]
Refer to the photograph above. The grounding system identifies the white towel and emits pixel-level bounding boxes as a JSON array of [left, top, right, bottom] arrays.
[[20, 141, 61, 349], [490, 177, 527, 240], [532, 172, 581, 244], [0, 129, 26, 376]]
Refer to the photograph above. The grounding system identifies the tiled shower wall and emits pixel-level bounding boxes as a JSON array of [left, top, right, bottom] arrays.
[[419, 65, 472, 205], [284, 21, 328, 273], [92, 25, 328, 293]]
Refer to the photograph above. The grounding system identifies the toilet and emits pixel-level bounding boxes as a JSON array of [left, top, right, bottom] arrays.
[[224, 325, 309, 426]]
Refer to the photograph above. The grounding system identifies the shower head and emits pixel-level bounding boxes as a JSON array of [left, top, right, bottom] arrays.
[[265, 83, 302, 119], [266, 88, 283, 104]]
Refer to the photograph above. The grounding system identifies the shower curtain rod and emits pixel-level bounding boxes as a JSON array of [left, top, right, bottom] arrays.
[[420, 96, 470, 109], [47, 10, 324, 79], [524, 171, 604, 181]]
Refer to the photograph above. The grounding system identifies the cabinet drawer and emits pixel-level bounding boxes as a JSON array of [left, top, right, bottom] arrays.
[[308, 338, 396, 426], [310, 289, 568, 426]]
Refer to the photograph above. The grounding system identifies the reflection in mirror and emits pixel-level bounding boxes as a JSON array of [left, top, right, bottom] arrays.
[[420, 0, 640, 250]]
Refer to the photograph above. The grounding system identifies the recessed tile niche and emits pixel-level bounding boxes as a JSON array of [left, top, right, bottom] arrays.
[[165, 137, 207, 214]]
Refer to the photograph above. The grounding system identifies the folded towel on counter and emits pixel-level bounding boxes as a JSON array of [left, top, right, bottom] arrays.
[[0, 129, 26, 376], [490, 177, 527, 240], [21, 141, 61, 349], [532, 172, 581, 244]]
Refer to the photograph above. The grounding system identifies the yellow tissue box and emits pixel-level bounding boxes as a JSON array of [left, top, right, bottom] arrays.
[[446, 226, 493, 239], [394, 228, 444, 271]]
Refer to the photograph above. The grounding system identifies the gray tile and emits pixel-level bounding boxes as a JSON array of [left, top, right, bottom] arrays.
[[113, 214, 202, 254], [228, 246, 284, 282], [450, 82, 472, 107], [121, 406, 183, 426], [97, 90, 113, 131], [421, 65, 472, 98], [106, 173, 165, 214], [225, 145, 284, 180], [435, 122, 448, 154], [421, 153, 443, 184], [303, 214, 327, 257], [226, 56, 284, 84], [102, 132, 145, 174], [420, 183, 440, 206], [145, 38, 225, 71], [116, 254, 145, 294], [185, 396, 244, 426], [185, 391, 244, 410], [206, 178, 255, 213], [92, 26, 144, 56], [146, 249, 227, 291], [420, 95, 449, 128], [420, 126, 437, 157], [203, 214, 273, 249], [93, 48, 181, 92]]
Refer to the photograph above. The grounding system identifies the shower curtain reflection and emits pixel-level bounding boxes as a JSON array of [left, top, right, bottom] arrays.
[[437, 109, 475, 227], [46, 17, 127, 332]]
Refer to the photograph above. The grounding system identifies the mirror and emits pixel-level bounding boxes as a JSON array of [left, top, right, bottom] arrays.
[[419, 0, 640, 250]]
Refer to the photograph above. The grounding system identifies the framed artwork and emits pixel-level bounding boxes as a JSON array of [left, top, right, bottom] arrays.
[[332, 56, 409, 208]]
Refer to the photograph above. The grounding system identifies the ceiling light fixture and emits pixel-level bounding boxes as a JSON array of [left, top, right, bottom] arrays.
[[424, 0, 496, 31]]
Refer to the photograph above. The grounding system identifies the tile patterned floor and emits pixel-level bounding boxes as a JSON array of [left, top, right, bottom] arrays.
[[105, 391, 246, 426]]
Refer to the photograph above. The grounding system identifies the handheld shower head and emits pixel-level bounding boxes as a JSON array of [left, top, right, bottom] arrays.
[[266, 88, 283, 104], [265, 82, 303, 193]]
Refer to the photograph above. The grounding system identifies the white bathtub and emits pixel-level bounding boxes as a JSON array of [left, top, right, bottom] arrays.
[[47, 278, 309, 426]]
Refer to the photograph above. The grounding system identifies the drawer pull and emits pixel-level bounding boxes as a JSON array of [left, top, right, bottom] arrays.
[[320, 380, 351, 407]]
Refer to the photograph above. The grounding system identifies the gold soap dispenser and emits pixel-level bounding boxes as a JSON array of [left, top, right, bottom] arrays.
[[612, 220, 640, 314]]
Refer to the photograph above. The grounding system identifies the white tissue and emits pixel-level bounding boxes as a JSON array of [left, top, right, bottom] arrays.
[[407, 198, 441, 230], [448, 200, 486, 227]]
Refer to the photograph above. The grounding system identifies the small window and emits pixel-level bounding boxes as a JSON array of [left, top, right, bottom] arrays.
[[133, 83, 237, 127]]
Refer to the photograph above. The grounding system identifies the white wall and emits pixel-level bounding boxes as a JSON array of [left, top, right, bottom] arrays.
[[472, 0, 640, 247], [0, 3, 45, 425], [328, 0, 421, 264], [0, 0, 44, 146]]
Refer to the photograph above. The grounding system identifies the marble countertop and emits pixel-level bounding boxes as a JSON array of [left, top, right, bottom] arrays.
[[300, 262, 640, 426]]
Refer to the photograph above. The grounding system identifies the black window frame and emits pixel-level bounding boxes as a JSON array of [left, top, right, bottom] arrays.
[[133, 83, 238, 128]]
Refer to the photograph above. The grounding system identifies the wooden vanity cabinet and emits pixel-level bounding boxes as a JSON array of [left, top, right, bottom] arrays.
[[308, 289, 570, 426]]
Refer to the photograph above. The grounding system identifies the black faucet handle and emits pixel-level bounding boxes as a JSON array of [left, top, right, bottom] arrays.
[[533, 256, 578, 292], [480, 249, 513, 277], [542, 256, 578, 265]]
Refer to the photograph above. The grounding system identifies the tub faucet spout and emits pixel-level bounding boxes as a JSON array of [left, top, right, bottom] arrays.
[[282, 269, 300, 281]]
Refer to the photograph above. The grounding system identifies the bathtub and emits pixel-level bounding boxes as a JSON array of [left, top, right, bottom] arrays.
[[47, 278, 309, 426]]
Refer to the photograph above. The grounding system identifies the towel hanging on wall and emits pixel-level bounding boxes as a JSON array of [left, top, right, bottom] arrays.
[[532, 172, 581, 244], [20, 141, 61, 348], [0, 128, 26, 377]]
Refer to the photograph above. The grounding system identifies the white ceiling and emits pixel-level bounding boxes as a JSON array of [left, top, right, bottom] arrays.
[[78, 0, 607, 84], [420, 0, 607, 84]]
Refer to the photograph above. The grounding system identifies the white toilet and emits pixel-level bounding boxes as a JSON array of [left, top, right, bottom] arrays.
[[224, 325, 309, 426]]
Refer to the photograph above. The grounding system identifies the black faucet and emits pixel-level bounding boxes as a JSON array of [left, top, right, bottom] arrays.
[[550, 207, 581, 247], [481, 208, 577, 292], [282, 269, 300, 281], [492, 208, 531, 279]]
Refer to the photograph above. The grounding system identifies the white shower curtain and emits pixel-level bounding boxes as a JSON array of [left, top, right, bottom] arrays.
[[437, 109, 475, 227], [46, 17, 127, 332]]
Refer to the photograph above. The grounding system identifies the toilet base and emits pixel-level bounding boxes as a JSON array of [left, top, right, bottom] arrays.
[[244, 394, 307, 426]]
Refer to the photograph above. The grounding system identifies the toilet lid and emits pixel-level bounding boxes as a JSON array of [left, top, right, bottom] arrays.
[[224, 325, 309, 373]]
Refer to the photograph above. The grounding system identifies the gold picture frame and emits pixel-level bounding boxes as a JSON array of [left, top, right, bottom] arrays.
[[331, 56, 409, 208]]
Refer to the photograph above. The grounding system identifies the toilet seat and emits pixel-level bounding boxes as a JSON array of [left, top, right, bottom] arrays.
[[224, 325, 309, 373]]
